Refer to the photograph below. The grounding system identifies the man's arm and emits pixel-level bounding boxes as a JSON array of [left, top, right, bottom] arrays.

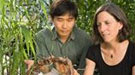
[[35, 31, 51, 59], [77, 44, 90, 74], [77, 36, 92, 74]]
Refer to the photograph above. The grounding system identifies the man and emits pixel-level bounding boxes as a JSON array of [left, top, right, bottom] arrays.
[[25, 0, 91, 74]]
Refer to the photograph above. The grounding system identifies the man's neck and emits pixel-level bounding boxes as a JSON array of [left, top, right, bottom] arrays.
[[60, 36, 69, 43]]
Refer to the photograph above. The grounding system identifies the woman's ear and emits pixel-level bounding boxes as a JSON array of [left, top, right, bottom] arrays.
[[118, 21, 123, 30]]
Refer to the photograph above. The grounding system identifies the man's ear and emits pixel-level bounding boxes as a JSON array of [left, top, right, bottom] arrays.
[[49, 15, 53, 22]]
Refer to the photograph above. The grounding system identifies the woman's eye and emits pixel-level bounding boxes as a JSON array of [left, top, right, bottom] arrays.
[[97, 23, 101, 26], [105, 21, 110, 25]]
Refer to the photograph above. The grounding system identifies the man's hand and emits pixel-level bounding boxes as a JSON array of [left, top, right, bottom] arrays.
[[24, 60, 34, 70]]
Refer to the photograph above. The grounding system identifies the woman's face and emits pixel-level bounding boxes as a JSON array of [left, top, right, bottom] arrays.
[[97, 11, 123, 43]]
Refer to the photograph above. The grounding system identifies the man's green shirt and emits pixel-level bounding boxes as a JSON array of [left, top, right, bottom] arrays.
[[35, 27, 91, 69]]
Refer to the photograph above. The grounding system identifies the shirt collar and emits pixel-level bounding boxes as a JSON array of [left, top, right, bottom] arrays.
[[52, 28, 58, 40]]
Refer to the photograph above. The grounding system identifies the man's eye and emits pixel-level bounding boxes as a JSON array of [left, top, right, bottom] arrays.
[[68, 18, 73, 22], [57, 19, 63, 21]]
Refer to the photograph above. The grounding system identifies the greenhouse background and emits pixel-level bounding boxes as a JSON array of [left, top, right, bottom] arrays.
[[0, 0, 135, 74]]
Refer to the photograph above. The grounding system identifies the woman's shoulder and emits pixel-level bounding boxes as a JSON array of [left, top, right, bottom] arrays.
[[126, 41, 135, 57], [86, 44, 101, 62], [87, 44, 101, 54], [128, 41, 135, 65], [128, 41, 135, 49]]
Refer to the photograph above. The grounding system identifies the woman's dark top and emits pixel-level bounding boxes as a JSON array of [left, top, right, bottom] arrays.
[[86, 41, 135, 75]]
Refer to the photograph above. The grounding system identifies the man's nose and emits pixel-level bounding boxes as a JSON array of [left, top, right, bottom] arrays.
[[62, 21, 68, 29]]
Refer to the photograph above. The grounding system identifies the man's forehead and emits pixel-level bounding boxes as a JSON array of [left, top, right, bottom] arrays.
[[55, 15, 74, 18]]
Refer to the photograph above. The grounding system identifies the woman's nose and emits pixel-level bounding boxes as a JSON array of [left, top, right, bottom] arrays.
[[99, 24, 107, 32]]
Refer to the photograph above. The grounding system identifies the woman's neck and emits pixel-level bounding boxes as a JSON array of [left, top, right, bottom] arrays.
[[102, 40, 128, 52]]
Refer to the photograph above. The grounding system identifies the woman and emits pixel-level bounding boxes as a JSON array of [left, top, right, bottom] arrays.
[[84, 3, 135, 75]]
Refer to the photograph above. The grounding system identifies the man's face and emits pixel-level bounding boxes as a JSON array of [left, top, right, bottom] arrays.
[[52, 13, 76, 38]]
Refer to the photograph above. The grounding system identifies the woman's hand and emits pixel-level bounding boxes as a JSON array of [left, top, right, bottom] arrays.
[[73, 69, 80, 75]]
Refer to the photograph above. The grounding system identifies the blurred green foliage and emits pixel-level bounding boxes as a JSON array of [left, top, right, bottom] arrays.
[[0, 0, 134, 74]]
